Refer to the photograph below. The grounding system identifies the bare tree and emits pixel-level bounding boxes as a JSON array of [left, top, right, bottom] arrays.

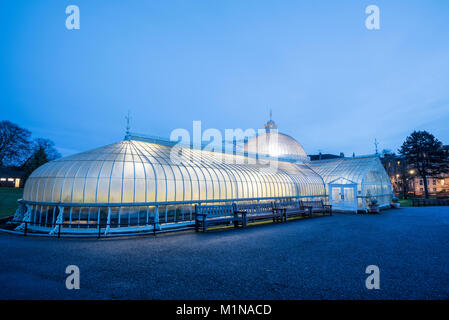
[[0, 121, 32, 167]]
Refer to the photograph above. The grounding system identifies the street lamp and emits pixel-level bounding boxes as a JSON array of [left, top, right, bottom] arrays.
[[409, 170, 416, 197]]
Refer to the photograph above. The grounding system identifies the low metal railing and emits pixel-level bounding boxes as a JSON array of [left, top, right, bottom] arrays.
[[8, 195, 329, 237], [16, 220, 160, 238], [15, 196, 328, 230]]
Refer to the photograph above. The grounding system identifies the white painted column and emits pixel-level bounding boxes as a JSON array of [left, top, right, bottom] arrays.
[[105, 207, 111, 235], [49, 206, 64, 235], [154, 205, 160, 230], [14, 204, 32, 231]]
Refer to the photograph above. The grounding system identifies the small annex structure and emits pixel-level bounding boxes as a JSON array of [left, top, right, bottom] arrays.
[[10, 117, 393, 236], [309, 156, 392, 212]]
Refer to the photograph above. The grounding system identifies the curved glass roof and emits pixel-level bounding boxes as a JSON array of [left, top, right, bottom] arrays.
[[23, 140, 326, 205], [309, 157, 389, 186], [243, 131, 308, 162], [308, 156, 393, 207]]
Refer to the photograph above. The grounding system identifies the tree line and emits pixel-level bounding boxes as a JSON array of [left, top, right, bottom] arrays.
[[0, 120, 61, 186]]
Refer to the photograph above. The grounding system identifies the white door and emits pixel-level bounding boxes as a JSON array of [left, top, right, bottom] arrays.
[[329, 184, 357, 212]]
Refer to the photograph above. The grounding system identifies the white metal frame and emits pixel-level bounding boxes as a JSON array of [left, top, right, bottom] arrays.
[[328, 178, 358, 213]]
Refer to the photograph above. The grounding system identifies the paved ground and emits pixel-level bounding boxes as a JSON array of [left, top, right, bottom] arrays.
[[1, 207, 449, 300]]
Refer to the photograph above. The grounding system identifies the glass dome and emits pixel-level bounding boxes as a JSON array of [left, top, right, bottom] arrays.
[[243, 118, 308, 162]]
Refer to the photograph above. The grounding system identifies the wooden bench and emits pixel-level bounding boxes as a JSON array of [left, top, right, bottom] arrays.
[[194, 204, 245, 232], [300, 200, 332, 216], [274, 200, 307, 221], [234, 202, 282, 224]]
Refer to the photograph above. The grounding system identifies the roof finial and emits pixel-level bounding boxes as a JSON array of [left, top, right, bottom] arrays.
[[264, 109, 277, 133], [125, 110, 131, 140], [374, 138, 379, 155]]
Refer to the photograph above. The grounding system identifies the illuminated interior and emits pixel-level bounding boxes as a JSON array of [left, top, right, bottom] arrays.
[[309, 156, 393, 211], [13, 118, 393, 235], [243, 118, 309, 162]]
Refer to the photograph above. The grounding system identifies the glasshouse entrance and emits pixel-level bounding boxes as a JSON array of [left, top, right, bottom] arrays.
[[328, 178, 358, 212]]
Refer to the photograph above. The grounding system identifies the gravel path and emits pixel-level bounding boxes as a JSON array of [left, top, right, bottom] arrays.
[[1, 207, 448, 299]]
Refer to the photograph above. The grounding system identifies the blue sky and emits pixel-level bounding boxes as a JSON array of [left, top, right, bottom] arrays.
[[1, 0, 449, 157]]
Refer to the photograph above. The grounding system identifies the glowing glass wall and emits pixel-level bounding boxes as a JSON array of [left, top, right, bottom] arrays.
[[308, 156, 393, 209], [21, 140, 327, 232]]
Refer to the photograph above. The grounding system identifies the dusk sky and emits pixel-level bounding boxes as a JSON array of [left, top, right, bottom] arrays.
[[1, 0, 449, 157]]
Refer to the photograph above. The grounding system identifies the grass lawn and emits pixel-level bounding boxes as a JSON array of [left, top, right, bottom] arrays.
[[399, 199, 413, 207], [0, 187, 23, 218]]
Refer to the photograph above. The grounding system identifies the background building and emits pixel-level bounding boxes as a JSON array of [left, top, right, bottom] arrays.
[[381, 153, 449, 197], [0, 167, 22, 188]]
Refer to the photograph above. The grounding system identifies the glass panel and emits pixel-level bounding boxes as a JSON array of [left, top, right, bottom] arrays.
[[344, 187, 355, 204], [109, 178, 123, 203], [332, 187, 341, 203], [122, 178, 135, 203], [84, 178, 98, 203]]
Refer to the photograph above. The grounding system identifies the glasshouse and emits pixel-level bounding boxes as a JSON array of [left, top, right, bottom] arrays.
[[309, 156, 393, 211], [10, 118, 393, 236]]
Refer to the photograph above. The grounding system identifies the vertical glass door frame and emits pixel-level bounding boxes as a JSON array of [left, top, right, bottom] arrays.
[[328, 182, 358, 212]]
